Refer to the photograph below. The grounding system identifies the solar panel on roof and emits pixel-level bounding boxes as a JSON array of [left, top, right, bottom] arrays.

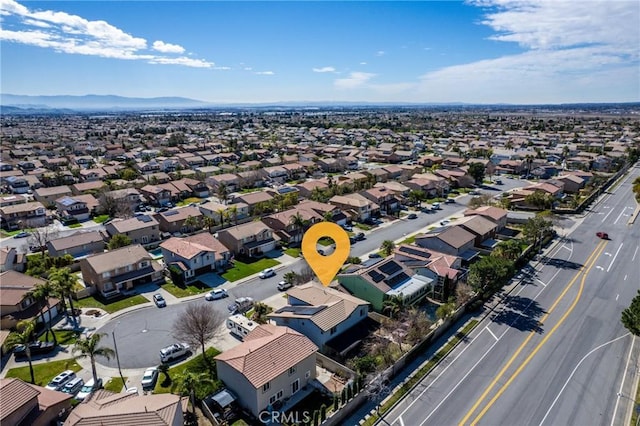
[[399, 246, 431, 258], [137, 215, 152, 223], [368, 270, 385, 283], [163, 210, 179, 216], [385, 272, 409, 288], [379, 261, 402, 276]]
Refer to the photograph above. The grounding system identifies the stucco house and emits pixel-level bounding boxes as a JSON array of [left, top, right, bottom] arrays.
[[47, 231, 105, 259], [217, 221, 277, 257], [215, 324, 318, 418], [104, 215, 161, 247], [0, 378, 73, 426], [0, 270, 60, 330], [160, 233, 230, 283]]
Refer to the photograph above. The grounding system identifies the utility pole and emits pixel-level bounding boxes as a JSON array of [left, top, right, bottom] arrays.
[[112, 322, 127, 390]]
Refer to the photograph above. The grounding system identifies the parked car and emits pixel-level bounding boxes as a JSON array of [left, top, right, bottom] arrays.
[[76, 377, 103, 401], [258, 268, 276, 279], [13, 341, 56, 359], [61, 377, 84, 397], [596, 231, 609, 239], [445, 198, 455, 204], [45, 370, 77, 391], [153, 293, 166, 308], [354, 232, 365, 241], [141, 367, 159, 390], [205, 288, 229, 300], [13, 231, 30, 239], [341, 224, 353, 231], [159, 343, 191, 363], [369, 253, 382, 259], [431, 203, 441, 210], [277, 281, 293, 291], [227, 297, 255, 315], [407, 213, 417, 219], [495, 179, 503, 185]]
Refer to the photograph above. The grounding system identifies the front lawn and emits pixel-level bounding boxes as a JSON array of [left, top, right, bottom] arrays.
[[176, 197, 201, 206], [38, 329, 80, 345], [318, 237, 335, 247], [400, 235, 417, 245], [162, 280, 210, 298], [5, 358, 82, 387], [74, 294, 150, 313], [93, 214, 110, 223], [355, 223, 372, 231], [221, 258, 280, 282], [154, 347, 222, 395], [67, 223, 83, 228], [284, 247, 301, 257], [104, 376, 127, 392]]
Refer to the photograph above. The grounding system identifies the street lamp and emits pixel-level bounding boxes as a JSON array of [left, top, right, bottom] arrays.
[[112, 321, 127, 390]]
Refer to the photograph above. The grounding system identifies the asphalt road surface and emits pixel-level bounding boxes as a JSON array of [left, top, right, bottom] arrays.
[[379, 166, 640, 426]]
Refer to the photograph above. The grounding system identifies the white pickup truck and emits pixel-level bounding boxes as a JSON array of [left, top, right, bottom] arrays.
[[159, 343, 190, 363]]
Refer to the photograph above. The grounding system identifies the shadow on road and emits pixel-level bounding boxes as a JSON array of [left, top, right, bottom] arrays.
[[542, 257, 583, 270], [491, 296, 545, 333]]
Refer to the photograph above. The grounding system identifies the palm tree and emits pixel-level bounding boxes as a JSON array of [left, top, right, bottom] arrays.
[[202, 216, 216, 233], [6, 320, 36, 383], [216, 182, 228, 205], [216, 209, 226, 228], [290, 212, 308, 242], [73, 333, 115, 386], [183, 215, 200, 233], [178, 371, 215, 416], [492, 239, 523, 261], [228, 205, 238, 226], [251, 302, 273, 324], [382, 295, 404, 319], [49, 267, 79, 328], [380, 240, 395, 257], [27, 282, 57, 345]]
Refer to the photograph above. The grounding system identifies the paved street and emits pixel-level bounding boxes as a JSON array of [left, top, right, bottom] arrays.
[[376, 166, 640, 426]]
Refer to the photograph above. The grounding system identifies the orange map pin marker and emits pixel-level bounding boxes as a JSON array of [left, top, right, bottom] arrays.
[[301, 222, 351, 286]]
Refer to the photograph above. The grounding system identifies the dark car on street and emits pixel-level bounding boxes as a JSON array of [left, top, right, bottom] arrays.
[[13, 341, 56, 359]]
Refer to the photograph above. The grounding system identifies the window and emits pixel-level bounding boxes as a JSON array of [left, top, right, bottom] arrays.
[[141, 235, 149, 244], [360, 308, 365, 317], [263, 382, 270, 393], [330, 326, 337, 335], [291, 379, 299, 394], [139, 261, 149, 268], [305, 370, 311, 379], [102, 271, 111, 279], [269, 394, 277, 404], [288, 366, 296, 376], [277, 390, 283, 399]]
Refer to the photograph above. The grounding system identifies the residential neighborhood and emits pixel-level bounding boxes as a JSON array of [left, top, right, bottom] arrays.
[[1, 106, 639, 425]]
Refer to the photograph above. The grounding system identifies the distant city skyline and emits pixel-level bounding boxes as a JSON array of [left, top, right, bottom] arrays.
[[1, 0, 638, 105]]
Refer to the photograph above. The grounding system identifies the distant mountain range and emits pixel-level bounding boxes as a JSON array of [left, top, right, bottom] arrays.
[[1, 93, 637, 114]]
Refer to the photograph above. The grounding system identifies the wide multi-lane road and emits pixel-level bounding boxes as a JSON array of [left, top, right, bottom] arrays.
[[381, 167, 640, 426]]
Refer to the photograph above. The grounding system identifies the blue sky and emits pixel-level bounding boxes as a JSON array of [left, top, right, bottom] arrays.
[[1, 0, 638, 104]]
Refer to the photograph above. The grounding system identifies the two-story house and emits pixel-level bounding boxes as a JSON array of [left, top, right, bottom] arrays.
[[160, 233, 231, 282], [267, 282, 370, 353], [415, 226, 479, 264], [453, 215, 499, 249], [79, 244, 164, 298], [0, 270, 60, 330], [154, 206, 203, 235], [230, 191, 275, 216], [329, 194, 379, 222], [139, 185, 172, 207], [33, 186, 72, 208], [359, 187, 400, 215], [55, 196, 90, 223], [463, 206, 509, 232], [0, 378, 73, 426], [47, 231, 105, 259], [261, 207, 323, 246], [105, 215, 161, 247], [199, 201, 250, 225], [217, 221, 277, 257], [0, 247, 24, 272], [337, 258, 434, 312], [215, 324, 318, 418], [0, 201, 48, 230]]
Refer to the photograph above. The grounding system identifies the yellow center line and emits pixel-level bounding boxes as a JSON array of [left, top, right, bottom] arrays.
[[458, 240, 608, 426]]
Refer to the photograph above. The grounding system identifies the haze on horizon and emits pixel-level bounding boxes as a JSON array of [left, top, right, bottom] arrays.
[[1, 0, 638, 105]]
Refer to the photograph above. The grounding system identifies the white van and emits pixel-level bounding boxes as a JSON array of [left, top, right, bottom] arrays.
[[227, 314, 258, 340], [431, 202, 441, 210], [61, 377, 84, 397]]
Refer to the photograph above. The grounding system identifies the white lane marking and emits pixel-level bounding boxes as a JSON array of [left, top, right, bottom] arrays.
[[607, 243, 623, 272], [596, 266, 605, 271], [561, 245, 572, 252], [538, 333, 630, 426], [604, 252, 612, 257], [633, 246, 639, 262], [624, 275, 627, 281], [398, 415, 405, 426], [486, 326, 498, 341], [616, 294, 619, 301], [610, 335, 636, 426], [601, 205, 616, 223], [614, 206, 629, 225], [536, 278, 548, 287]]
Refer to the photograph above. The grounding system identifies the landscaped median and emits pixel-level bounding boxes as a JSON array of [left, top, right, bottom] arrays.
[[361, 319, 480, 426]]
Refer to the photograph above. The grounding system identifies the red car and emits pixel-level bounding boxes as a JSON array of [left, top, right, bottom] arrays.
[[596, 232, 609, 239]]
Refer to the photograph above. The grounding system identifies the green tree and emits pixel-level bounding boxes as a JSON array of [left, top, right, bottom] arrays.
[[621, 290, 640, 335], [5, 320, 36, 383], [216, 209, 227, 228], [27, 282, 58, 345], [49, 267, 80, 328], [380, 240, 395, 257], [290, 212, 309, 241], [522, 216, 553, 248], [436, 299, 456, 320], [491, 239, 523, 261], [382, 294, 404, 319], [183, 215, 201, 233], [178, 371, 216, 415], [202, 216, 216, 233], [525, 190, 554, 210], [408, 190, 426, 208], [107, 234, 132, 250], [228, 205, 239, 226], [73, 333, 115, 386], [468, 162, 486, 185], [251, 302, 273, 324], [467, 256, 515, 296], [216, 182, 229, 205]]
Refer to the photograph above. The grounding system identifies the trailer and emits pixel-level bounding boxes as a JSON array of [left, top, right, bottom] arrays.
[[226, 314, 258, 340]]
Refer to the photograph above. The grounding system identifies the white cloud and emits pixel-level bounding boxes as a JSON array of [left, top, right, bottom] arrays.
[[0, 0, 212, 68], [152, 40, 185, 54], [312, 66, 336, 73], [360, 62, 367, 65], [414, 0, 640, 102], [375, 50, 385, 57], [334, 72, 375, 89], [255, 71, 274, 75]]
